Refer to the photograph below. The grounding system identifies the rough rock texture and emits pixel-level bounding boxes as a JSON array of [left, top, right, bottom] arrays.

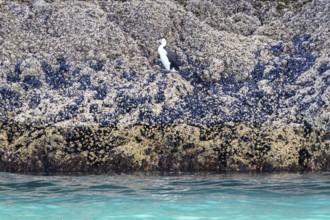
[[0, 0, 329, 173]]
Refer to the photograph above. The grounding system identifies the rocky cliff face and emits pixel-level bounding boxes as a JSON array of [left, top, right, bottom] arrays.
[[0, 0, 329, 173]]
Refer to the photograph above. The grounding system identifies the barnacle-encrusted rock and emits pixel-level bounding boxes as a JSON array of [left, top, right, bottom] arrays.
[[0, 0, 329, 172]]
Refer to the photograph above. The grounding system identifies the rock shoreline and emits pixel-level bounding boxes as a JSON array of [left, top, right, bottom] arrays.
[[1, 120, 329, 173], [0, 0, 329, 172]]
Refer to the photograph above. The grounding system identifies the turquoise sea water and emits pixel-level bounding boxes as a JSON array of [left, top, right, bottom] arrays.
[[0, 172, 330, 220]]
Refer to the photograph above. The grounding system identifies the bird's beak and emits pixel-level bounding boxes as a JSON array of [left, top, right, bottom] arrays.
[[157, 39, 161, 43]]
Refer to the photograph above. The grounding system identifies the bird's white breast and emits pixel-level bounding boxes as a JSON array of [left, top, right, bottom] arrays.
[[158, 46, 171, 71]]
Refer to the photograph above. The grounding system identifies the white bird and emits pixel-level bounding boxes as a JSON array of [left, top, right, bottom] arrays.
[[157, 38, 181, 72]]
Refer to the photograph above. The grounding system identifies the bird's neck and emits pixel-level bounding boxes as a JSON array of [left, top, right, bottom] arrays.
[[158, 43, 166, 53]]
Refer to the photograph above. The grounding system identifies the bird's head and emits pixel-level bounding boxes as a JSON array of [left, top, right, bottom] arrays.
[[157, 38, 167, 46]]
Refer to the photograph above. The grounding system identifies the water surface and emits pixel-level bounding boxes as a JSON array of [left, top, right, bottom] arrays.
[[0, 172, 329, 219]]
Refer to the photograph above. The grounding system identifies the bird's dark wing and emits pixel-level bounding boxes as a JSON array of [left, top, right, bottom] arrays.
[[165, 46, 182, 70]]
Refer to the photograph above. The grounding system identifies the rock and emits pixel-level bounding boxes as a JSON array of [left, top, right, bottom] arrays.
[[0, 0, 329, 173], [31, 0, 49, 14], [202, 58, 225, 82]]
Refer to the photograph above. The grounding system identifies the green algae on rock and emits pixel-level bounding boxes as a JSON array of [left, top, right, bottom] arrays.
[[1, 121, 330, 172]]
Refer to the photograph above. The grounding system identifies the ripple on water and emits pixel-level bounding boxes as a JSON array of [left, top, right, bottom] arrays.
[[0, 172, 330, 220]]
